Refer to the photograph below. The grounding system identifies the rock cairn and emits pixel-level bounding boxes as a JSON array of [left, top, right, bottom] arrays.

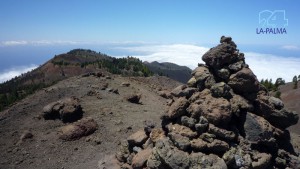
[[116, 36, 300, 169]]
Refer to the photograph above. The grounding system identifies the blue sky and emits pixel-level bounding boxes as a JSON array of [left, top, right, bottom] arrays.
[[0, 0, 300, 82]]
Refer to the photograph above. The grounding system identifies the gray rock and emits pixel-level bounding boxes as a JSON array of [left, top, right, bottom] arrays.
[[216, 68, 230, 80], [190, 152, 227, 169], [133, 146, 142, 153], [243, 112, 275, 144], [168, 132, 190, 151], [195, 116, 209, 134], [147, 138, 190, 169], [268, 96, 284, 110], [208, 124, 236, 141], [228, 60, 244, 72], [116, 141, 130, 163], [181, 116, 196, 129], [222, 147, 252, 168], [210, 82, 231, 98]]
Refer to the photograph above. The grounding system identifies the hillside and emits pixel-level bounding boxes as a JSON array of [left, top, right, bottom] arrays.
[[0, 49, 153, 111], [279, 82, 300, 134], [0, 72, 181, 169], [144, 61, 192, 83]]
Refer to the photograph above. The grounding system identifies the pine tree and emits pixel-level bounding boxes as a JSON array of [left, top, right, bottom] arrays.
[[293, 75, 298, 89]]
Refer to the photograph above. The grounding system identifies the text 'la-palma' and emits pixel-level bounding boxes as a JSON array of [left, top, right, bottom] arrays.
[[256, 28, 287, 34]]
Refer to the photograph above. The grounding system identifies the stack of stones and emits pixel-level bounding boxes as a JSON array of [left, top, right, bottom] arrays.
[[116, 36, 300, 169]]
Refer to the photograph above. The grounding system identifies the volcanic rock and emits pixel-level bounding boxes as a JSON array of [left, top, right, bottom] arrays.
[[43, 96, 83, 123], [59, 117, 98, 141]]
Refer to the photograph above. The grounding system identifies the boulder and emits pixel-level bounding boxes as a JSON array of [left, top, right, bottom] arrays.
[[255, 95, 298, 129], [171, 85, 198, 98], [43, 97, 83, 123], [196, 94, 232, 127], [228, 60, 245, 72], [132, 148, 152, 169], [127, 130, 148, 147], [59, 117, 98, 141], [228, 68, 259, 98], [167, 97, 189, 119], [126, 94, 141, 104], [243, 113, 275, 144], [202, 41, 238, 69]]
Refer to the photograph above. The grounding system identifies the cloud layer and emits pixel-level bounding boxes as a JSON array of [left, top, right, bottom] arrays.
[[115, 44, 300, 82], [116, 44, 209, 69], [281, 45, 300, 51], [0, 65, 38, 83]]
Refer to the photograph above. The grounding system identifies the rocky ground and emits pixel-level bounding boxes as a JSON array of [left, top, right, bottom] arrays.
[[0, 73, 180, 169]]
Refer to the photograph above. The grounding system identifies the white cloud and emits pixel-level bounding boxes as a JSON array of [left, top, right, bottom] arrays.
[[0, 40, 156, 47], [281, 45, 300, 51], [115, 44, 300, 82], [245, 52, 300, 82], [115, 44, 209, 69], [0, 40, 82, 46], [0, 65, 38, 83], [2, 40, 28, 46]]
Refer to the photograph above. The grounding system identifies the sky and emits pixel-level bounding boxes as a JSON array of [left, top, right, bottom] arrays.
[[0, 0, 300, 82]]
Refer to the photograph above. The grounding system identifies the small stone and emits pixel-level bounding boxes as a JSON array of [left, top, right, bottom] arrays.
[[127, 130, 148, 146]]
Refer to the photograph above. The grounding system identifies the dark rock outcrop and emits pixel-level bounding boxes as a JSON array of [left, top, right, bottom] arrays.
[[116, 36, 299, 169], [43, 97, 83, 123]]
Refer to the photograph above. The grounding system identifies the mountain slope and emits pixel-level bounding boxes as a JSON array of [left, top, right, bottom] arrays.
[[0, 49, 152, 111], [144, 61, 192, 83], [279, 82, 300, 134], [0, 73, 180, 169]]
